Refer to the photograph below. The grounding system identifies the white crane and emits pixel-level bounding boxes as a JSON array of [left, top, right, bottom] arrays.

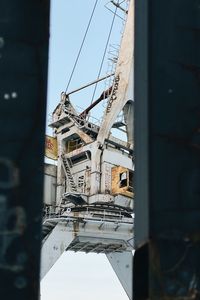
[[42, 1, 134, 298]]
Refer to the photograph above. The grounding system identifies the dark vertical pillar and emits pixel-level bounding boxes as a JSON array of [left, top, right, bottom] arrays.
[[0, 1, 49, 299], [134, 0, 200, 298]]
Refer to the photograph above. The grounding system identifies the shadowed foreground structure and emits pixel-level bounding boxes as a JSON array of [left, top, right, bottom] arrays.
[[0, 1, 49, 299], [1, 0, 200, 299], [134, 0, 200, 299]]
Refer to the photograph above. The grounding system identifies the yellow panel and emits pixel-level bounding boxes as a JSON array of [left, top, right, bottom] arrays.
[[111, 166, 133, 198], [45, 135, 58, 160]]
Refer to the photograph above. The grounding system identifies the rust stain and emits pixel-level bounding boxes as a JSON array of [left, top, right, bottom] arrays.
[[73, 212, 79, 237], [106, 74, 120, 113]]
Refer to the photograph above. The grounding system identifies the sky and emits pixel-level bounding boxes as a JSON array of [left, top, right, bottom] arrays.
[[41, 1, 129, 300], [46, 0, 127, 134]]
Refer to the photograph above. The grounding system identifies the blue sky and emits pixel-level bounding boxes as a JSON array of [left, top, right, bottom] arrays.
[[46, 0, 126, 133], [42, 1, 129, 299]]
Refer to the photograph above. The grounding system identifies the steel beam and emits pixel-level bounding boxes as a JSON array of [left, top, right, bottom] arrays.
[[41, 223, 74, 279], [107, 251, 133, 299], [96, 0, 134, 146], [41, 217, 133, 280]]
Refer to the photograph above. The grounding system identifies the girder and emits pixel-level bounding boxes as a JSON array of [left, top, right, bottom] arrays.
[[96, 0, 134, 146], [107, 252, 133, 299], [41, 215, 133, 282]]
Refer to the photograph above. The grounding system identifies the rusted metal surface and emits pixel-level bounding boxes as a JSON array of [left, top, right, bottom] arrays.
[[106, 75, 120, 113], [79, 85, 112, 117]]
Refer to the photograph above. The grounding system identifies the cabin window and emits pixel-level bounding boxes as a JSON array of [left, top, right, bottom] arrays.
[[70, 151, 91, 165], [66, 138, 83, 153], [119, 170, 134, 192], [119, 171, 127, 188], [71, 153, 87, 165], [65, 134, 84, 153]]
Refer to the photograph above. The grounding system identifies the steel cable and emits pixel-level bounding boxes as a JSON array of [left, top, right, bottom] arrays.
[[65, 0, 99, 93], [90, 0, 120, 105]]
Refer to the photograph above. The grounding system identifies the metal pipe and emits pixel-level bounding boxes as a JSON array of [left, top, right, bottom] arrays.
[[66, 73, 114, 96], [79, 85, 113, 117]]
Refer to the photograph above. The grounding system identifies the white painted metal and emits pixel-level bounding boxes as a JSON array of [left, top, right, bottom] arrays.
[[41, 222, 74, 279], [123, 61, 134, 147], [44, 164, 57, 207], [102, 148, 133, 168], [91, 0, 134, 193], [41, 214, 133, 280], [114, 194, 133, 210], [96, 0, 134, 146], [107, 251, 133, 299], [42, 0, 134, 298]]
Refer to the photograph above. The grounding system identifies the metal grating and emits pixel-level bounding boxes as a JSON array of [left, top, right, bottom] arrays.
[[67, 240, 126, 254]]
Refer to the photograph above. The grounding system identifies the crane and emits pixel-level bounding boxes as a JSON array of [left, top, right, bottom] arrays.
[[42, 0, 134, 298]]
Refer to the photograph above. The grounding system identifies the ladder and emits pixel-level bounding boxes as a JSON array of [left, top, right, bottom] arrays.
[[61, 155, 77, 192]]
